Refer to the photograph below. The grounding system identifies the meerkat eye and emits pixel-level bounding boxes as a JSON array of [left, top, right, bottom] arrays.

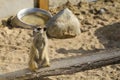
[[37, 28, 42, 31], [44, 27, 47, 31]]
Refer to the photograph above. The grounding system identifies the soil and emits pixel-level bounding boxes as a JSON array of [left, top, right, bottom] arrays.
[[0, 0, 120, 80]]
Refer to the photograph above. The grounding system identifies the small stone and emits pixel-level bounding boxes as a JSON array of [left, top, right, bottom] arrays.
[[78, 15, 84, 20], [98, 8, 107, 14]]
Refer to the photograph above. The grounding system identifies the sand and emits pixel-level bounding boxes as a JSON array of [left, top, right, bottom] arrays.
[[0, 0, 120, 80]]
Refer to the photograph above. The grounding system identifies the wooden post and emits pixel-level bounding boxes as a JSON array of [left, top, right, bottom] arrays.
[[34, 0, 49, 10], [34, 0, 39, 8], [39, 0, 49, 10]]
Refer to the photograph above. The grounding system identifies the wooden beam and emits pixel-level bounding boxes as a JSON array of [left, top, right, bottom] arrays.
[[0, 49, 120, 80]]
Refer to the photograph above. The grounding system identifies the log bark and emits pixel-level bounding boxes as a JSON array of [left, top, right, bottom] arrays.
[[0, 49, 120, 80]]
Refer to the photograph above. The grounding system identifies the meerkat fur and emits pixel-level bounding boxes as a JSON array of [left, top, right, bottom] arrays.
[[29, 26, 50, 71]]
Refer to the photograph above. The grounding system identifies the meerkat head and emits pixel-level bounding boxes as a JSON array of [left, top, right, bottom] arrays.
[[33, 26, 47, 36]]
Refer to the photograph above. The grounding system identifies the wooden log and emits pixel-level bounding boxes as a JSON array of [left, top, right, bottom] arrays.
[[0, 49, 120, 80]]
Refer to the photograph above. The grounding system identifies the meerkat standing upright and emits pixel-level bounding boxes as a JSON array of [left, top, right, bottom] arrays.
[[29, 26, 50, 71]]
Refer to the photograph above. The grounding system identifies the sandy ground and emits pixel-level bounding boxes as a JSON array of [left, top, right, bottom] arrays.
[[0, 0, 120, 80]]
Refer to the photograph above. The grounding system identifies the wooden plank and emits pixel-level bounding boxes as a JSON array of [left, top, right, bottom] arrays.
[[0, 49, 120, 80], [39, 0, 49, 10]]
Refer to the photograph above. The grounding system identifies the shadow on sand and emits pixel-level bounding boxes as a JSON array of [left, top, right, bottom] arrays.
[[95, 22, 120, 48], [56, 22, 120, 54], [56, 48, 101, 54]]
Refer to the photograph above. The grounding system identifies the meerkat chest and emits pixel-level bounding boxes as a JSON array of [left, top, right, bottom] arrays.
[[33, 36, 46, 48]]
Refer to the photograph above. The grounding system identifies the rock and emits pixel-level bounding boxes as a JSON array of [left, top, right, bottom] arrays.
[[98, 8, 106, 14], [46, 8, 81, 38]]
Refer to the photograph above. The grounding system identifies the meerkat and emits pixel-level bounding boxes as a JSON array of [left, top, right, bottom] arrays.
[[29, 26, 50, 71]]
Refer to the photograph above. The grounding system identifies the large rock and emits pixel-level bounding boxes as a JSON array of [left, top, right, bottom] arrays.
[[46, 8, 81, 38]]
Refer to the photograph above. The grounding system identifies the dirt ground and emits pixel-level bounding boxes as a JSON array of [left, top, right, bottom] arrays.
[[0, 0, 120, 80]]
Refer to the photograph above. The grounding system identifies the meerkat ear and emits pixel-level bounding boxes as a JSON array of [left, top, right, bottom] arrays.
[[33, 27, 40, 35], [33, 28, 36, 36], [33, 28, 37, 33], [33, 28, 36, 32], [44, 27, 47, 31]]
